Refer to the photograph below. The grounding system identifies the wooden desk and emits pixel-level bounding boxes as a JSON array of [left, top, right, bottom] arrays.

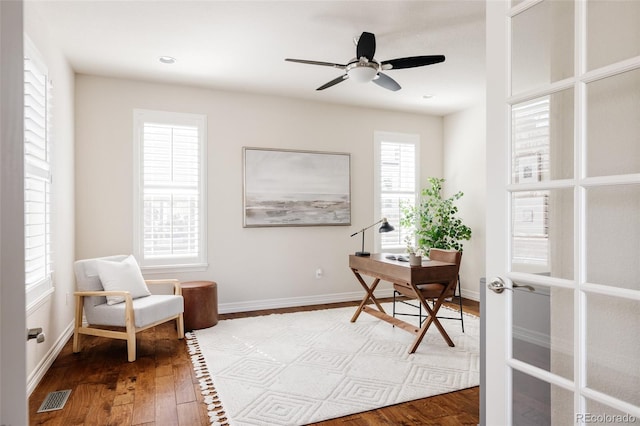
[[349, 254, 459, 353]]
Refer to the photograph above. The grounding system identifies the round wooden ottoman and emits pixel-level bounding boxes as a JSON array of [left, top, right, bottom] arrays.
[[181, 281, 219, 331]]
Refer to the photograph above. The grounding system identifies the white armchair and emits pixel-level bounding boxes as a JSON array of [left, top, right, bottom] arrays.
[[73, 255, 184, 362]]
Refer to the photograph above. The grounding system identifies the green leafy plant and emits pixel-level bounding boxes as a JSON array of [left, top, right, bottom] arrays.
[[404, 235, 425, 256], [400, 177, 472, 254]]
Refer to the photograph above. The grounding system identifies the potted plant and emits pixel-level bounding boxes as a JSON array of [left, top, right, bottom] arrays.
[[400, 177, 472, 255], [404, 236, 425, 266]]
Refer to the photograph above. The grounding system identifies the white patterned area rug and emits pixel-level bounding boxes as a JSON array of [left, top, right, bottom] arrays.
[[187, 303, 479, 426]]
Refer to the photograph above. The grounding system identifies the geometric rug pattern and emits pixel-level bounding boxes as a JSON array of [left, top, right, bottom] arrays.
[[188, 303, 479, 425]]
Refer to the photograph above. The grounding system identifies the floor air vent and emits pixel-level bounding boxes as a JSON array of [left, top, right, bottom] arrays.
[[37, 389, 72, 413]]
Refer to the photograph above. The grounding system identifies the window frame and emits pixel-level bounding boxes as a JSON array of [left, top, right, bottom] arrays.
[[373, 131, 421, 253], [24, 36, 54, 311], [132, 109, 208, 273]]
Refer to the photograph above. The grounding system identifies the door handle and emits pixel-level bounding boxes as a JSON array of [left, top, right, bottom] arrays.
[[27, 327, 45, 343], [488, 277, 536, 294], [488, 277, 507, 294]]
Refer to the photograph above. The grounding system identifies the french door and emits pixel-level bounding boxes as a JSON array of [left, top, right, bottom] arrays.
[[485, 0, 640, 424]]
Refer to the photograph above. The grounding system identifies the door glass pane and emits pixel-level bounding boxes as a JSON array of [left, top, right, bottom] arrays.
[[587, 0, 640, 71], [512, 369, 574, 425], [511, 0, 574, 94], [587, 68, 640, 177], [584, 398, 639, 425], [511, 189, 573, 279], [586, 184, 640, 290], [512, 90, 574, 183], [512, 283, 574, 380], [586, 294, 640, 407]]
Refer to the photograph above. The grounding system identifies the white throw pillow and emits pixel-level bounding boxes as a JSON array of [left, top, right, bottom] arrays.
[[95, 255, 151, 305]]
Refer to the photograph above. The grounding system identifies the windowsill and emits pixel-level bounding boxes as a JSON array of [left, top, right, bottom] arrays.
[[26, 279, 54, 316], [140, 263, 209, 275]]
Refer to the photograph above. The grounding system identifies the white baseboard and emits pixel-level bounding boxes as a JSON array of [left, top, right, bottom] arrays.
[[219, 288, 396, 314], [27, 320, 75, 396], [218, 287, 482, 314], [513, 325, 551, 350], [461, 288, 480, 302]]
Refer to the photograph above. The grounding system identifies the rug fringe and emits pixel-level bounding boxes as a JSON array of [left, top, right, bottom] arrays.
[[186, 331, 230, 426]]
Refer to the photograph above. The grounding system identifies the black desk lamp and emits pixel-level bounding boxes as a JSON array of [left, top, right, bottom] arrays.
[[350, 217, 395, 257]]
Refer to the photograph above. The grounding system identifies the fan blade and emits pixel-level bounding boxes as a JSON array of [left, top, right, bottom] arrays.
[[285, 58, 346, 69], [356, 32, 376, 61], [373, 73, 401, 91], [317, 74, 349, 91], [381, 55, 445, 70]]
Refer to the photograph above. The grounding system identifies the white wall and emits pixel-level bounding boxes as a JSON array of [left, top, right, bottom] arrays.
[[24, 3, 76, 393], [443, 102, 486, 300], [74, 75, 443, 312]]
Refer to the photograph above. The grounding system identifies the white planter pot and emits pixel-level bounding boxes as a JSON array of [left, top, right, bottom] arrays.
[[409, 253, 422, 266]]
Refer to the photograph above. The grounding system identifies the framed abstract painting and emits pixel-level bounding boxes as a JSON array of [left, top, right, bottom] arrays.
[[243, 147, 351, 227]]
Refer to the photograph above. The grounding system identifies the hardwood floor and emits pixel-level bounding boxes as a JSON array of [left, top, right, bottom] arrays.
[[29, 298, 480, 425]]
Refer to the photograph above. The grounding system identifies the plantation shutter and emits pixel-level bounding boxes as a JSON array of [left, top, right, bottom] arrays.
[[379, 141, 416, 249], [511, 96, 550, 265], [24, 55, 52, 288], [142, 123, 200, 259]]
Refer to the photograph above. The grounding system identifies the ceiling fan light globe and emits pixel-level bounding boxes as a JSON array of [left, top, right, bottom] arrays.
[[347, 65, 377, 83]]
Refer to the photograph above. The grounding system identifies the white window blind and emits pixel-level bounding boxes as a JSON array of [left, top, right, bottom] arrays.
[[24, 47, 52, 292], [512, 97, 550, 180], [133, 110, 207, 270], [374, 132, 419, 251], [512, 96, 550, 265]]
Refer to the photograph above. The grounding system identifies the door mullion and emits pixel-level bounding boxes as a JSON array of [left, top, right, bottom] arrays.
[[574, 0, 587, 420]]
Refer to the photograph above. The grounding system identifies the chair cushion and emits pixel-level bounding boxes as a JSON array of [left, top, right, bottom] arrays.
[[75, 254, 128, 307], [87, 295, 184, 328], [393, 282, 448, 299], [417, 283, 450, 298], [95, 255, 151, 305]]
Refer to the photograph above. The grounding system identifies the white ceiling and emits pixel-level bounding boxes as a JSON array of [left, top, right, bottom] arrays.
[[30, 0, 486, 116]]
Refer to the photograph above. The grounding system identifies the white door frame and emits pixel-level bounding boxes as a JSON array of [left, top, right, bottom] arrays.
[[483, 1, 510, 423], [0, 0, 27, 424]]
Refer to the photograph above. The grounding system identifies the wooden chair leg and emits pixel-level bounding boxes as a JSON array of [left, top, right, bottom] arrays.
[[126, 332, 136, 362], [73, 295, 84, 353], [124, 298, 136, 362], [177, 313, 185, 339]]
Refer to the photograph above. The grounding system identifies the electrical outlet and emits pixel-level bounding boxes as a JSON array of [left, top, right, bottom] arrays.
[[315, 268, 323, 279], [66, 292, 69, 306]]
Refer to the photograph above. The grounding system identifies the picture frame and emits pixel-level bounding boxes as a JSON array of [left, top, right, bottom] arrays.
[[243, 147, 351, 227], [516, 153, 541, 184]]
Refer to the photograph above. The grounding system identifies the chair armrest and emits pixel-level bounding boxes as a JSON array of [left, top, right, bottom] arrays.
[[74, 290, 131, 297], [74, 291, 135, 327], [145, 279, 182, 296]]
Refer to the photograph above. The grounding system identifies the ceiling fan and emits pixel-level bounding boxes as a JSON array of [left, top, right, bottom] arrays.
[[285, 31, 445, 92]]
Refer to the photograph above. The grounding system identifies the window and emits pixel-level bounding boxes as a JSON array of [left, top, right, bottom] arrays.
[[133, 110, 207, 271], [511, 96, 551, 266], [374, 131, 420, 252], [24, 38, 54, 308]]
